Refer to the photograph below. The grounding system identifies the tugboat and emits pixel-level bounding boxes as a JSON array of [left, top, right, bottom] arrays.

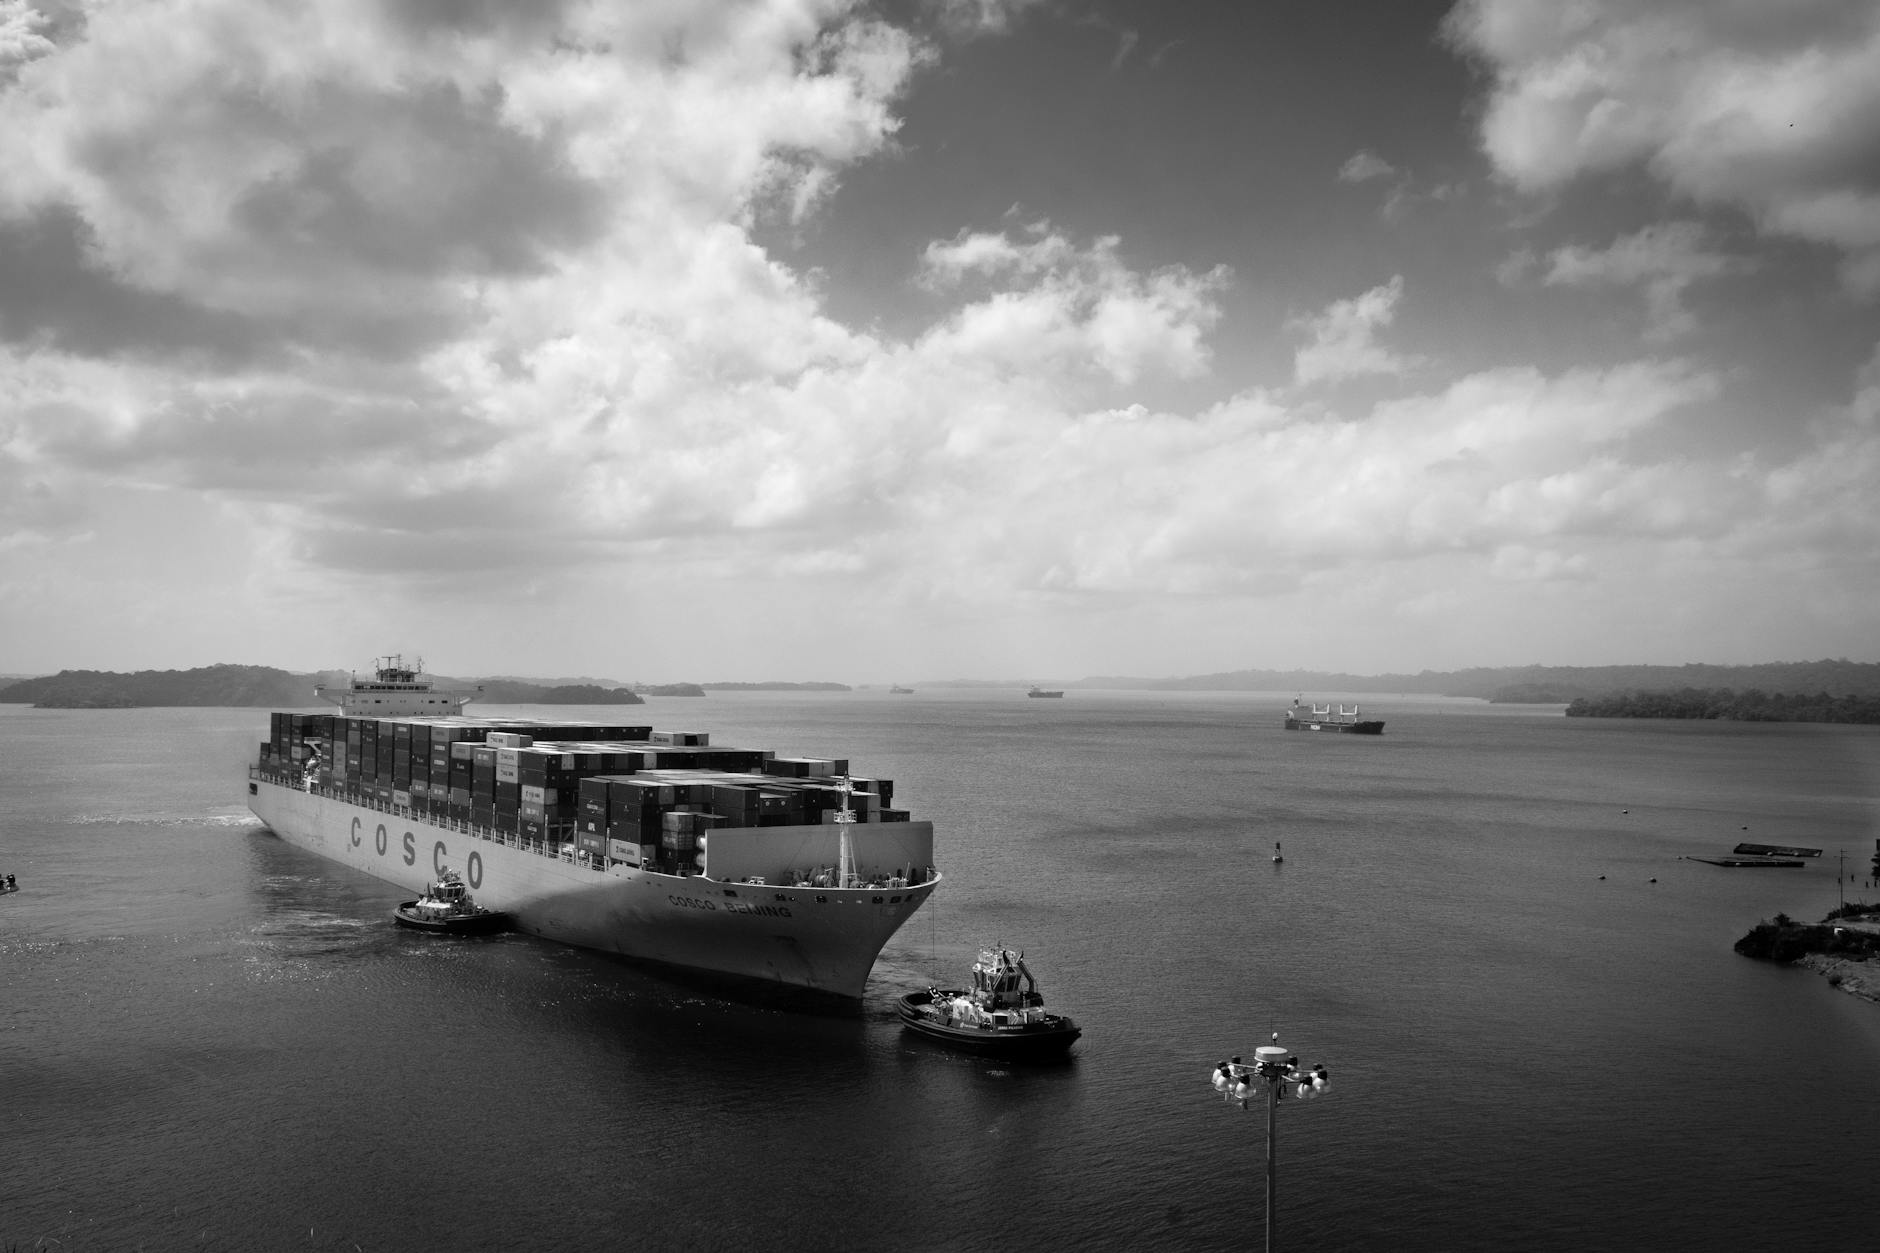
[[393, 868, 510, 935], [898, 947, 1081, 1058]]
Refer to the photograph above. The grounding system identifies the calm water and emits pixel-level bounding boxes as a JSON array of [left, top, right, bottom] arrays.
[[4, 694, 1879, 1251]]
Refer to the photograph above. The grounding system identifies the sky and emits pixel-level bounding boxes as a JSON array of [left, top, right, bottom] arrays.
[[1, 0, 1877, 683]]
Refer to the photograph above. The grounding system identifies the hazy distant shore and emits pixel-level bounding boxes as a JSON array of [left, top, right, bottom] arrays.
[[2, 659, 1877, 710]]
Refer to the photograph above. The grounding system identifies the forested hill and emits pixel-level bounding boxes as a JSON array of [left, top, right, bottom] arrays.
[[0, 665, 315, 707], [0, 666, 642, 708], [473, 681, 644, 705], [1075, 660, 1880, 703]]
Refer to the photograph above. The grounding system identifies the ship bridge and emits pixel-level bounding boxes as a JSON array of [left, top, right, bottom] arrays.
[[315, 654, 480, 717]]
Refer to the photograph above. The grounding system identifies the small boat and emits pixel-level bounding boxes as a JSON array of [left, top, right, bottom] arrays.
[[1026, 687, 1065, 699], [393, 868, 510, 934], [0, 873, 18, 895], [898, 947, 1081, 1057]]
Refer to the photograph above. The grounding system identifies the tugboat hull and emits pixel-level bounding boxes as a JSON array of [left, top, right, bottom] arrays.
[[393, 903, 511, 934], [896, 990, 1081, 1058]]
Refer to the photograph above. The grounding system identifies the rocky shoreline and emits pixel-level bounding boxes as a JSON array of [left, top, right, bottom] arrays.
[[1736, 910, 1880, 1003], [1797, 952, 1880, 1002]]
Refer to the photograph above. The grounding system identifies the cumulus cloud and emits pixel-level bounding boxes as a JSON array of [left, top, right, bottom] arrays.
[[1337, 150, 1397, 183], [1445, 0, 1880, 292], [1, 1, 1876, 674], [931, 0, 1046, 39], [1290, 276, 1423, 386], [919, 225, 1228, 385], [1536, 221, 1745, 340], [0, 0, 52, 76], [0, 0, 920, 343]]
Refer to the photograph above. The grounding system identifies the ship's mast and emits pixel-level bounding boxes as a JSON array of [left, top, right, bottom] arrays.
[[836, 775, 857, 887]]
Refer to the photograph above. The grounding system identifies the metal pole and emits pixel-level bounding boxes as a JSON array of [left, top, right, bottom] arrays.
[[1266, 1071, 1278, 1253]]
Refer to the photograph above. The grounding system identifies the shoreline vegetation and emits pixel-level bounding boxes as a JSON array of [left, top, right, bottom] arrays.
[[1567, 688, 1880, 723], [1736, 904, 1880, 1003], [0, 659, 1875, 714]]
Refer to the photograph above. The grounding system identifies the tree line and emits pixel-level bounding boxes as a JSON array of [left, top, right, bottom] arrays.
[[1566, 688, 1880, 723]]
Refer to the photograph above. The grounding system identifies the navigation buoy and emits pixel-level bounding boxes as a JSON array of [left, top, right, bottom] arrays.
[[1273, 841, 1283, 864]]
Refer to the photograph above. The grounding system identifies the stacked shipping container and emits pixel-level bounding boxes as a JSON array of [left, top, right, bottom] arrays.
[[259, 715, 904, 876]]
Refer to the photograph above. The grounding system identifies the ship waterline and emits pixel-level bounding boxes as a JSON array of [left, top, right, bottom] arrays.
[[248, 774, 938, 998]]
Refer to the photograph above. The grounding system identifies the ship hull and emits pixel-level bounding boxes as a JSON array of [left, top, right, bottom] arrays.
[[248, 776, 937, 1000]]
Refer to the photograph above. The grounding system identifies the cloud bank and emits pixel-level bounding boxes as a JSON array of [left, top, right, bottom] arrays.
[[1446, 0, 1880, 292], [0, 0, 1875, 675]]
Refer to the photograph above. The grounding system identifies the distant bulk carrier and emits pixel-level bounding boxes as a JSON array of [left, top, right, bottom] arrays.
[[1284, 697, 1384, 735], [246, 657, 939, 999]]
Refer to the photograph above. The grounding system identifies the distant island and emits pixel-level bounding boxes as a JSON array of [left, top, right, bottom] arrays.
[[0, 665, 319, 708], [0, 665, 642, 709], [1568, 688, 1880, 723], [699, 681, 851, 691], [1062, 659, 1880, 705], [476, 681, 644, 706], [637, 683, 706, 697]]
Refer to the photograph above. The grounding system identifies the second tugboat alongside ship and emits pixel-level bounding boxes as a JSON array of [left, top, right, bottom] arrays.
[[394, 868, 510, 934], [898, 947, 1081, 1057], [247, 657, 939, 1000]]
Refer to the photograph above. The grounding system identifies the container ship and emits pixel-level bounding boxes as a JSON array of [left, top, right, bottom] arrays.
[[1284, 698, 1384, 735], [246, 658, 938, 999]]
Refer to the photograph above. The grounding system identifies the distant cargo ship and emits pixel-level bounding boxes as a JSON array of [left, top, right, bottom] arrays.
[[247, 657, 938, 999], [1284, 698, 1384, 735], [1027, 687, 1065, 698]]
